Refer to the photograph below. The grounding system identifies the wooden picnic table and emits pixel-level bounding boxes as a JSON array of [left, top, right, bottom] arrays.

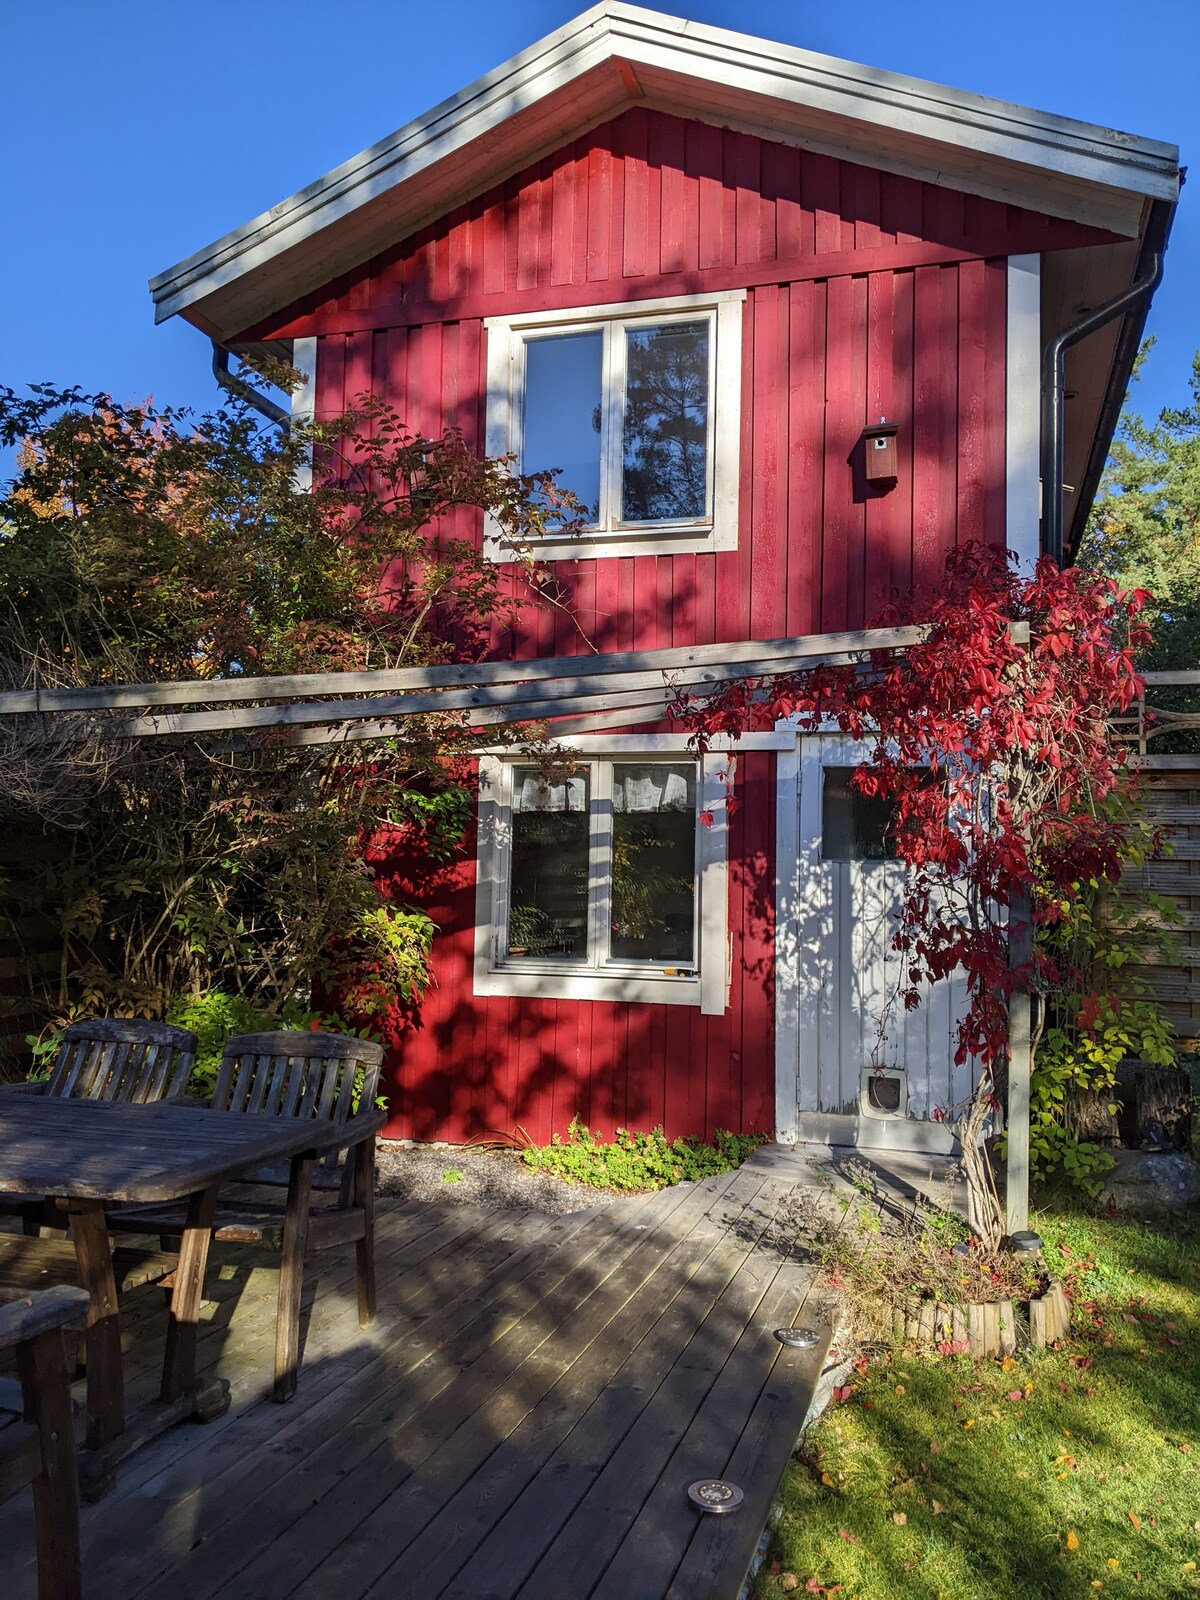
[[0, 1094, 353, 1493]]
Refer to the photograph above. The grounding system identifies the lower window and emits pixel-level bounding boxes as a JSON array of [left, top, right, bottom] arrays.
[[474, 751, 731, 1011]]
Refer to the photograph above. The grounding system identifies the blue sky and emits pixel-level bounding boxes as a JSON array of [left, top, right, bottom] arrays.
[[2, 1, 1196, 426]]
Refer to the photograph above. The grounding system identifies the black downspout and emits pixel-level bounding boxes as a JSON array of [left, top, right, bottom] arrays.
[[1041, 252, 1163, 566], [211, 341, 291, 429]]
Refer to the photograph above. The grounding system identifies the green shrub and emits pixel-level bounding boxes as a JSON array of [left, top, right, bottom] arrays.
[[165, 991, 325, 1099], [521, 1119, 763, 1192]]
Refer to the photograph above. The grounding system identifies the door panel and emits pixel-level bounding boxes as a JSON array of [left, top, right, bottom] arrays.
[[782, 736, 972, 1124]]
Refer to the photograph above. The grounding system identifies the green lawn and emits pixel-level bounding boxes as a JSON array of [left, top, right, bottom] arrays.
[[758, 1205, 1200, 1600]]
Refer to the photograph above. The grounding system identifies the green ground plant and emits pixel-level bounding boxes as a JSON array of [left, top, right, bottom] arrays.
[[521, 1118, 763, 1192], [758, 1205, 1200, 1600]]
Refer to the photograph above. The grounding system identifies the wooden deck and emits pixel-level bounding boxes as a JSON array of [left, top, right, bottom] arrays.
[[0, 1164, 828, 1600]]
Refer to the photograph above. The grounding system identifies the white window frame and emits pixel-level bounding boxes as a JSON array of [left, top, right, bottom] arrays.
[[483, 290, 744, 562], [474, 743, 732, 1013]]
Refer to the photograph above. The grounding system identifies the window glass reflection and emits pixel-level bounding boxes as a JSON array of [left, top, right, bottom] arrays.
[[522, 331, 603, 521], [621, 322, 709, 522]]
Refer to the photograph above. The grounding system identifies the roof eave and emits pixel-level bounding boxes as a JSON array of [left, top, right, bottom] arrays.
[[149, 2, 1181, 341]]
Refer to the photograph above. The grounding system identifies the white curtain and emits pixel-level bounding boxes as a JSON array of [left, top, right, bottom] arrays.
[[612, 763, 695, 813], [512, 770, 588, 813]]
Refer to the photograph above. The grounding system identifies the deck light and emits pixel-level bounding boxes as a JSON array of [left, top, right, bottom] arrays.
[[1007, 1230, 1044, 1254], [687, 1479, 745, 1514], [773, 1326, 821, 1348]]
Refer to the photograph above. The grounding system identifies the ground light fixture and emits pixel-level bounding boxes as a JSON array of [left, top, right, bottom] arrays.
[[772, 1325, 821, 1348], [1007, 1230, 1045, 1254], [687, 1479, 745, 1514]]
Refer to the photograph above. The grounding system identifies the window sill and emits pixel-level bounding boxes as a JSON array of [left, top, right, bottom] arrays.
[[483, 523, 733, 564], [473, 964, 704, 1007]]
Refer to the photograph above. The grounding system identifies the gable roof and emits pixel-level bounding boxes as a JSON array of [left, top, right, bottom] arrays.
[[149, 2, 1179, 343]]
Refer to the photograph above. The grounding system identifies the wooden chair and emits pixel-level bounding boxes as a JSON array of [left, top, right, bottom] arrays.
[[0, 1284, 90, 1600], [2, 1019, 199, 1234], [109, 1031, 385, 1402], [41, 1017, 198, 1104]]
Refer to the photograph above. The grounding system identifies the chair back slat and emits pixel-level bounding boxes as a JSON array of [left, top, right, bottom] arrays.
[[313, 1057, 342, 1123], [213, 1031, 385, 1186], [136, 1042, 169, 1102], [55, 1039, 88, 1098], [46, 1019, 197, 1104]]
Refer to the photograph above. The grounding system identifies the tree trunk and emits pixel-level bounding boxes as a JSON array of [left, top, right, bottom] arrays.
[[1064, 1086, 1122, 1146]]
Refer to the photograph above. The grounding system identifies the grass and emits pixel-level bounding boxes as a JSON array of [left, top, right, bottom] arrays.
[[758, 1204, 1200, 1600]]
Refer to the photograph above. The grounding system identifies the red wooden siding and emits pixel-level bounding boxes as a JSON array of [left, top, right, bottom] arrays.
[[282, 109, 1080, 1142], [378, 754, 775, 1146]]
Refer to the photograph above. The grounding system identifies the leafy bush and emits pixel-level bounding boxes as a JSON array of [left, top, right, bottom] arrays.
[[165, 991, 326, 1099], [521, 1119, 763, 1192], [27, 989, 371, 1103]]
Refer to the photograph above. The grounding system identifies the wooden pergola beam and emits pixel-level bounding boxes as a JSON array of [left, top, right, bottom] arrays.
[[0, 625, 933, 717]]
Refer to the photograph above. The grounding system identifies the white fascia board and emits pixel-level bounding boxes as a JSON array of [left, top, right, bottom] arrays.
[[612, 7, 1179, 199], [150, 2, 1179, 332]]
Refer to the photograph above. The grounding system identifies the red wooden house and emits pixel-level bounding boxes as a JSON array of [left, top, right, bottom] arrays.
[[151, 4, 1180, 1153]]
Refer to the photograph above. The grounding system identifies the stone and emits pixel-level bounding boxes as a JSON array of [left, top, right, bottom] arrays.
[[1099, 1150, 1200, 1214]]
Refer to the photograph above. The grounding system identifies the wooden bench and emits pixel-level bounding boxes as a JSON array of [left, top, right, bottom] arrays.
[[0, 1284, 90, 1600], [0, 1235, 180, 1298]]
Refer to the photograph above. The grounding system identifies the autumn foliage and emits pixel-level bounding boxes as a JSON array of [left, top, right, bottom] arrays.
[[681, 543, 1154, 1080]]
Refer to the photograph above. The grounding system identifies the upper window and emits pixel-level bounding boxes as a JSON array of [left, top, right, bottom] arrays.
[[483, 292, 744, 562]]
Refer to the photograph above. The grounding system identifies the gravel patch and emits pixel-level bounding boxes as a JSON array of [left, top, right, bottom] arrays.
[[376, 1139, 627, 1216]]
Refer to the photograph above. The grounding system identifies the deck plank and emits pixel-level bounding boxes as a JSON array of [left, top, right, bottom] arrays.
[[434, 1175, 781, 1600], [514, 1180, 795, 1600], [0, 1173, 828, 1600]]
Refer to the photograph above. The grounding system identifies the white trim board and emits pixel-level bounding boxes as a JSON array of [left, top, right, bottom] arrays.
[[789, 1112, 957, 1157], [290, 336, 318, 492], [150, 3, 1179, 340], [1005, 254, 1041, 572]]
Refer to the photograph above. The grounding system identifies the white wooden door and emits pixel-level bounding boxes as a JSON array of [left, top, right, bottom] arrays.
[[775, 735, 972, 1139]]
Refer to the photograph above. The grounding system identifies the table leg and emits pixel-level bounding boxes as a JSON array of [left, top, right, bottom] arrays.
[[160, 1184, 217, 1404], [67, 1200, 123, 1450]]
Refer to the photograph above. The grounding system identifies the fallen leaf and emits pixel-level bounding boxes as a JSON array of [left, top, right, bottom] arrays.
[[821, 1472, 834, 1487], [1006, 1389, 1024, 1401], [779, 1576, 799, 1593], [895, 1384, 906, 1395], [1183, 1561, 1197, 1573], [1107, 1557, 1120, 1571], [837, 1528, 860, 1545], [892, 1511, 908, 1526], [1066, 1530, 1080, 1551], [962, 1418, 976, 1429], [1127, 1512, 1142, 1533], [805, 1581, 822, 1595], [932, 1500, 947, 1515], [930, 1441, 940, 1454]]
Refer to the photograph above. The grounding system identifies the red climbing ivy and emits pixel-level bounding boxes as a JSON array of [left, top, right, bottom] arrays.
[[679, 543, 1154, 1081]]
